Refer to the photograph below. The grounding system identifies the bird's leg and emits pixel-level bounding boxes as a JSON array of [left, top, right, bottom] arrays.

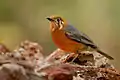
[[71, 47, 89, 62], [62, 53, 76, 63], [62, 49, 86, 63], [65, 50, 83, 63], [71, 53, 79, 63], [69, 50, 80, 63]]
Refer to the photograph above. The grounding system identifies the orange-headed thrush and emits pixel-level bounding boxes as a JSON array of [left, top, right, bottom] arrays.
[[46, 15, 114, 60]]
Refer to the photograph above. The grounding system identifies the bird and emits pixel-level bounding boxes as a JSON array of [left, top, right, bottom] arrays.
[[46, 15, 114, 60]]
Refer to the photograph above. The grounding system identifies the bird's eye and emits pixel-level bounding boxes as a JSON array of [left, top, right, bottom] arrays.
[[55, 18, 63, 24], [57, 18, 60, 22], [55, 18, 60, 23], [54, 18, 64, 29]]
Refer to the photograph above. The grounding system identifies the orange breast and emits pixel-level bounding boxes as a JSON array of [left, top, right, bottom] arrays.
[[51, 30, 85, 53]]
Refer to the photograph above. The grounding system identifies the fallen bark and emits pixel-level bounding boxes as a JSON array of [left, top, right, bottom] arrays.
[[0, 40, 119, 80]]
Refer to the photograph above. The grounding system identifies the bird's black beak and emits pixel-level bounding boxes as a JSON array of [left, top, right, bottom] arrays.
[[46, 17, 54, 21]]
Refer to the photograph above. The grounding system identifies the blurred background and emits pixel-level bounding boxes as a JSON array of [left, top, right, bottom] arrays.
[[0, 0, 120, 69]]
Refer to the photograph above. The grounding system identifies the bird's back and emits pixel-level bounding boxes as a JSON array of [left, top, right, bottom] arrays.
[[64, 24, 98, 49]]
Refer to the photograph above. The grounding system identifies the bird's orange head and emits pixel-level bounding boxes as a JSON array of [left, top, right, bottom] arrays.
[[46, 15, 67, 32]]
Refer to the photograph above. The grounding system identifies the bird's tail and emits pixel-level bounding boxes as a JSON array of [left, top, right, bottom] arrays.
[[96, 49, 114, 60]]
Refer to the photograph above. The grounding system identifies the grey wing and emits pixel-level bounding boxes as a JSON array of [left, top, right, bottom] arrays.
[[64, 25, 97, 49]]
